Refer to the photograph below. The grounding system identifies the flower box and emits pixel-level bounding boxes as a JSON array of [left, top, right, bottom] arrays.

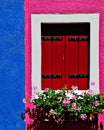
[[36, 120, 98, 130], [35, 113, 98, 130], [25, 87, 104, 130]]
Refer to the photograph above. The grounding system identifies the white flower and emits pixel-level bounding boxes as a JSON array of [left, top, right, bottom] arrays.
[[49, 109, 57, 115], [55, 90, 61, 94], [65, 92, 73, 99]]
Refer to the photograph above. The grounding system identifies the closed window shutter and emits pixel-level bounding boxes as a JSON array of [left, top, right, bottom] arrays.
[[41, 35, 89, 90]]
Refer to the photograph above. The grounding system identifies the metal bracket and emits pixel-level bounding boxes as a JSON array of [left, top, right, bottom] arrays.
[[68, 74, 88, 78], [42, 74, 62, 78]]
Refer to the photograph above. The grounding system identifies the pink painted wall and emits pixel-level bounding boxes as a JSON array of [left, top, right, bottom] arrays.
[[25, 0, 104, 97], [25, 0, 104, 128]]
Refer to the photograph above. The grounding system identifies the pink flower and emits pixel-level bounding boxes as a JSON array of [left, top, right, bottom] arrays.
[[55, 118, 64, 124], [87, 89, 93, 96], [71, 103, 76, 110], [81, 91, 86, 96], [72, 95, 77, 100], [33, 86, 38, 90], [77, 107, 81, 112], [44, 88, 49, 92], [93, 101, 99, 106], [90, 82, 95, 86], [31, 94, 38, 100], [71, 85, 78, 90], [80, 114, 87, 120], [63, 98, 70, 106]]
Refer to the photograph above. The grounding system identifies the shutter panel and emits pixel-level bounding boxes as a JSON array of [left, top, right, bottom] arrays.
[[51, 36, 65, 89], [66, 36, 79, 90], [41, 36, 51, 89], [78, 35, 89, 90]]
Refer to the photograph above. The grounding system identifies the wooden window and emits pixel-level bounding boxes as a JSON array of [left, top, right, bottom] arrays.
[[31, 14, 99, 93]]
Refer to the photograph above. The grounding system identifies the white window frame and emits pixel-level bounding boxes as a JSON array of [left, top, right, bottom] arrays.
[[31, 14, 99, 94]]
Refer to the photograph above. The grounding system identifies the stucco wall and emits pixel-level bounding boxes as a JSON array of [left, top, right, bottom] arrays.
[[25, 0, 104, 129], [0, 0, 25, 130], [25, 0, 104, 96]]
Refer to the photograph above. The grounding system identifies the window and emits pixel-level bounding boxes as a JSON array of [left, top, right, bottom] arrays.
[[41, 23, 89, 90], [31, 14, 99, 93]]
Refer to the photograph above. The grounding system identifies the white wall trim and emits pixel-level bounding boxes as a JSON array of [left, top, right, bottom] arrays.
[[31, 14, 99, 94]]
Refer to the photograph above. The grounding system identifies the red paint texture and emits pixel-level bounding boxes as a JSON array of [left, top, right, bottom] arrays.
[[25, 0, 104, 128]]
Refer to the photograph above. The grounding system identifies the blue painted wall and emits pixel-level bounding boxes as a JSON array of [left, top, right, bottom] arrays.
[[0, 0, 25, 130]]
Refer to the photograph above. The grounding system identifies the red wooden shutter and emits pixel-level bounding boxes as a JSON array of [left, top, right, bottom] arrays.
[[41, 35, 89, 90], [78, 35, 89, 90], [66, 36, 79, 90], [51, 36, 65, 90], [41, 36, 51, 90]]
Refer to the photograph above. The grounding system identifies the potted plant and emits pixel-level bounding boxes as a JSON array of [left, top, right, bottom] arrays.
[[25, 86, 104, 130]]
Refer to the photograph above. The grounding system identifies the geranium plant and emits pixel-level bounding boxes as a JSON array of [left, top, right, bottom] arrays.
[[25, 86, 104, 130]]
